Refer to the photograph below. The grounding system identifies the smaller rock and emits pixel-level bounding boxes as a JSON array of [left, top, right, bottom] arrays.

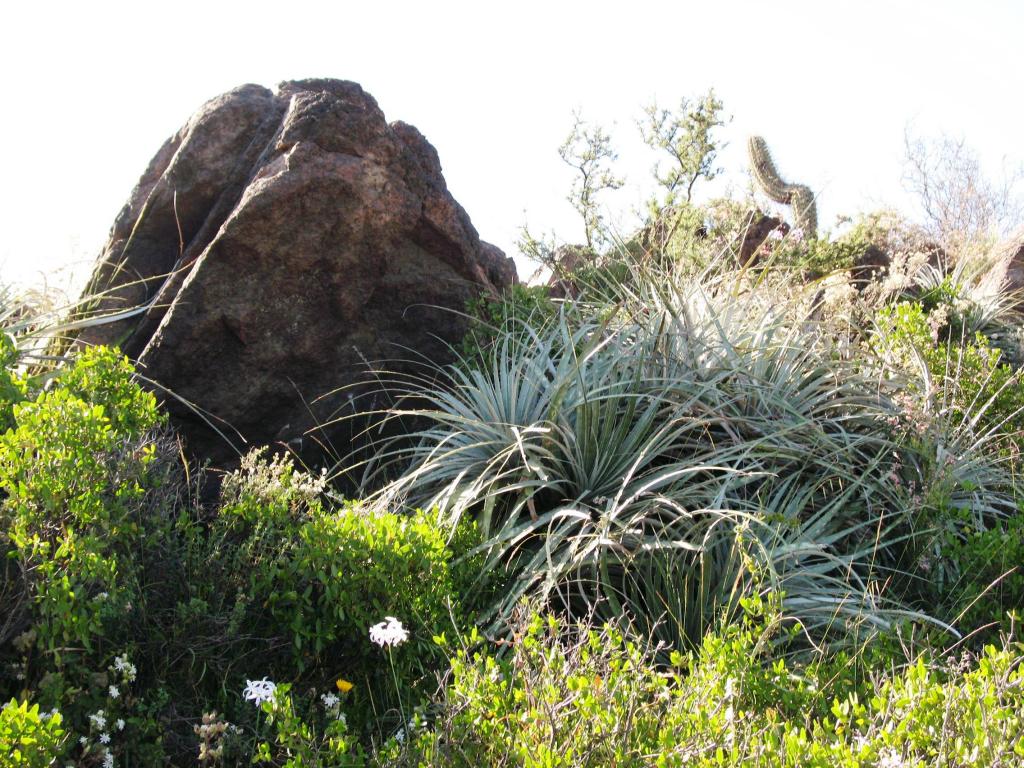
[[547, 244, 595, 299], [850, 243, 890, 285], [737, 213, 787, 267]]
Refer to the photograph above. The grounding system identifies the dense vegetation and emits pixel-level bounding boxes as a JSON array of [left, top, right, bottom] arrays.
[[2, 100, 1024, 766]]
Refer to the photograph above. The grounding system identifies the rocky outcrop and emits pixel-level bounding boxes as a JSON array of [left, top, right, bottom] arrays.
[[80, 79, 516, 465]]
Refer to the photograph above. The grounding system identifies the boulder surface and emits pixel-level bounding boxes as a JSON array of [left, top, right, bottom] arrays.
[[80, 79, 516, 464]]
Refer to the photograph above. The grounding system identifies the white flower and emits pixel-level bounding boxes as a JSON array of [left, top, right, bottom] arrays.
[[79, 736, 88, 746], [243, 677, 277, 706], [108, 685, 120, 699], [111, 654, 137, 682], [90, 710, 107, 730], [369, 616, 409, 648], [338, 712, 347, 726], [320, 692, 340, 709], [103, 749, 115, 768], [391, 718, 416, 744], [115, 718, 125, 731], [878, 748, 903, 768], [94, 592, 109, 601], [99, 732, 111, 744]]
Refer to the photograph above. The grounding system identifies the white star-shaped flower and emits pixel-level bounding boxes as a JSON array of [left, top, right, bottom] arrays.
[[242, 677, 277, 706], [369, 616, 409, 648]]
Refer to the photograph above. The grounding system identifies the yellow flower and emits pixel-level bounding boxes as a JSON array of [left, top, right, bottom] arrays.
[[336, 678, 354, 693]]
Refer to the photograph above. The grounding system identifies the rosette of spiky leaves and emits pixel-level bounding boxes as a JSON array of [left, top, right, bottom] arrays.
[[1, 273, 169, 378], [361, 260, 1015, 651]]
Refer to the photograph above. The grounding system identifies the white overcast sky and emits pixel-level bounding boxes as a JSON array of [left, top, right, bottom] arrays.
[[1, 0, 1021, 290]]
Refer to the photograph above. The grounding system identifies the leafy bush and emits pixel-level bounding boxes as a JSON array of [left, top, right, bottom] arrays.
[[869, 297, 1024, 635], [0, 352, 493, 762], [196, 448, 488, 739], [0, 347, 162, 657], [0, 699, 66, 768], [395, 599, 1024, 767], [755, 212, 904, 279], [0, 350, 493, 763], [763, 231, 855, 276], [0, 332, 27, 432], [251, 683, 364, 768], [874, 300, 1024, 441], [0, 346, 172, 765], [936, 511, 1024, 635], [462, 284, 557, 364]]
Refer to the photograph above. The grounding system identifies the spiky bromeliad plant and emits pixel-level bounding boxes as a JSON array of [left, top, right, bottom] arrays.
[[358, 260, 1016, 652]]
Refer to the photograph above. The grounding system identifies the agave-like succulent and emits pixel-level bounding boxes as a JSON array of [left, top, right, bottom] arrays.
[[358, 258, 1016, 651]]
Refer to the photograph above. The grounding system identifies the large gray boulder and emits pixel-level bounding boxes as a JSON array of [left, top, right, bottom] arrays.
[[80, 79, 516, 464]]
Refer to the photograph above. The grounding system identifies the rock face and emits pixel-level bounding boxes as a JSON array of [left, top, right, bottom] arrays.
[[80, 79, 516, 464]]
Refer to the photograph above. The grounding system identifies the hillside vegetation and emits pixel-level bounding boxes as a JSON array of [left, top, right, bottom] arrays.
[[2, 99, 1023, 767]]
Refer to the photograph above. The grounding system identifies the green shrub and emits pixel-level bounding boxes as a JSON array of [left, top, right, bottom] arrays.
[[0, 347, 162, 657], [199, 449, 488, 739], [251, 683, 364, 768], [0, 699, 66, 767], [932, 507, 1024, 637], [402, 612, 684, 767], [0, 332, 27, 432], [762, 213, 900, 279], [870, 299, 1024, 635], [393, 599, 1024, 767], [462, 284, 557, 364], [875, 300, 1024, 441], [58, 344, 163, 436], [0, 346, 173, 766], [765, 233, 857, 277], [627, 198, 746, 276]]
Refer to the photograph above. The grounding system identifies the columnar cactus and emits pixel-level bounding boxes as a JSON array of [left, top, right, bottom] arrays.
[[748, 136, 817, 237]]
